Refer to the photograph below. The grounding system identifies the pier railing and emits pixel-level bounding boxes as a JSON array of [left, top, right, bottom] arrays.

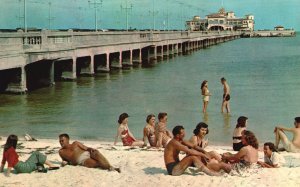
[[0, 30, 241, 55]]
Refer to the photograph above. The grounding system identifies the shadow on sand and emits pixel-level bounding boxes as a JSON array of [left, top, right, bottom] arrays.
[[142, 167, 168, 175], [143, 167, 205, 176]]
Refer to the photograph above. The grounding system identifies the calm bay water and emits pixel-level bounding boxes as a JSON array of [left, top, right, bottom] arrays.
[[1, 35, 300, 145]]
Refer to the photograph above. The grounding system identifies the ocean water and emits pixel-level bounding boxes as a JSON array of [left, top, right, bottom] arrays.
[[1, 35, 300, 145]]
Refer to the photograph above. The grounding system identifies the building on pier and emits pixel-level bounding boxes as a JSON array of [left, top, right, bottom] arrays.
[[186, 8, 254, 31]]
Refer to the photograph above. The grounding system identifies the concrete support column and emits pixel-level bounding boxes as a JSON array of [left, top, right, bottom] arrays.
[[90, 55, 95, 74], [175, 44, 178, 54], [139, 48, 142, 63], [72, 56, 77, 79], [6, 66, 28, 93], [161, 46, 163, 58], [106, 53, 110, 70], [119, 51, 122, 68], [178, 43, 182, 53], [154, 46, 157, 60], [50, 62, 55, 85], [129, 49, 133, 65], [166, 45, 169, 56], [20, 66, 27, 92]]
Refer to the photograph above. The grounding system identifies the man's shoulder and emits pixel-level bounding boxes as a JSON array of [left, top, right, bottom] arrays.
[[165, 139, 179, 149], [72, 141, 82, 145], [169, 139, 184, 147]]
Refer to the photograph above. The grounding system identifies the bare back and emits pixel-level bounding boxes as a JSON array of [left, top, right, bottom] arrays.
[[239, 145, 258, 163], [233, 127, 246, 143], [292, 128, 300, 147], [223, 82, 230, 95]]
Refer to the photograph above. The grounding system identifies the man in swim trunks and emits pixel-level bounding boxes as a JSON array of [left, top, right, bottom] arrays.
[[164, 125, 222, 176], [221, 77, 230, 113], [58, 134, 120, 172], [274, 117, 300, 153]]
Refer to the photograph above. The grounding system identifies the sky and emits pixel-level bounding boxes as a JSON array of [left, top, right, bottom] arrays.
[[0, 0, 299, 31]]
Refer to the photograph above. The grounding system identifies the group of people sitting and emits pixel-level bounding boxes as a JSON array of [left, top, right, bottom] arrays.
[[114, 112, 300, 176], [114, 112, 173, 148], [1, 113, 299, 177]]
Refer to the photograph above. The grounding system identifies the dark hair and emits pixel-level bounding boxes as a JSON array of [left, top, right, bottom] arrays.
[[59, 133, 70, 140], [172, 125, 184, 136], [236, 116, 248, 128], [201, 80, 208, 90], [4, 134, 18, 151], [118, 113, 129, 124], [193, 122, 209, 135], [146, 114, 155, 123], [242, 130, 259, 149], [264, 142, 278, 152], [158, 112, 167, 121], [295, 117, 300, 123], [221, 77, 226, 82]]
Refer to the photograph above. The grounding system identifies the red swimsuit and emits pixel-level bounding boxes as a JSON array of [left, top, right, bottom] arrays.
[[121, 130, 135, 146]]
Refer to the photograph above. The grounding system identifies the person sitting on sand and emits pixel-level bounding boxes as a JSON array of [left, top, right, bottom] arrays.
[[155, 112, 173, 148], [274, 117, 300, 153], [1, 135, 59, 176], [257, 142, 285, 168], [222, 130, 258, 170], [232, 116, 248, 151], [143, 114, 156, 147], [59, 134, 120, 172], [114, 113, 145, 147], [189, 122, 222, 161], [164, 125, 231, 176]]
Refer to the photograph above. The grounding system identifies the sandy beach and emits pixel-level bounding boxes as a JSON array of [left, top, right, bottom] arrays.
[[0, 137, 300, 187]]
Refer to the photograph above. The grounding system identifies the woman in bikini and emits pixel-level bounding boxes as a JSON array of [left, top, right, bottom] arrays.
[[201, 80, 211, 113], [143, 114, 156, 147], [232, 116, 248, 151], [189, 122, 222, 161], [0, 135, 59, 176], [114, 113, 145, 147]]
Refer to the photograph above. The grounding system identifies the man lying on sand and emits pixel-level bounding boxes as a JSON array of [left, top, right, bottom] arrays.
[[58, 134, 120, 172], [274, 117, 300, 153], [164, 125, 230, 176]]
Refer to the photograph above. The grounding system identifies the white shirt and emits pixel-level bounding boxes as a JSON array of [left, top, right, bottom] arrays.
[[264, 152, 285, 167]]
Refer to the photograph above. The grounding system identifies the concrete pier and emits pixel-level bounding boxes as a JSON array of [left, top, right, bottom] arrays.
[[0, 30, 241, 93]]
